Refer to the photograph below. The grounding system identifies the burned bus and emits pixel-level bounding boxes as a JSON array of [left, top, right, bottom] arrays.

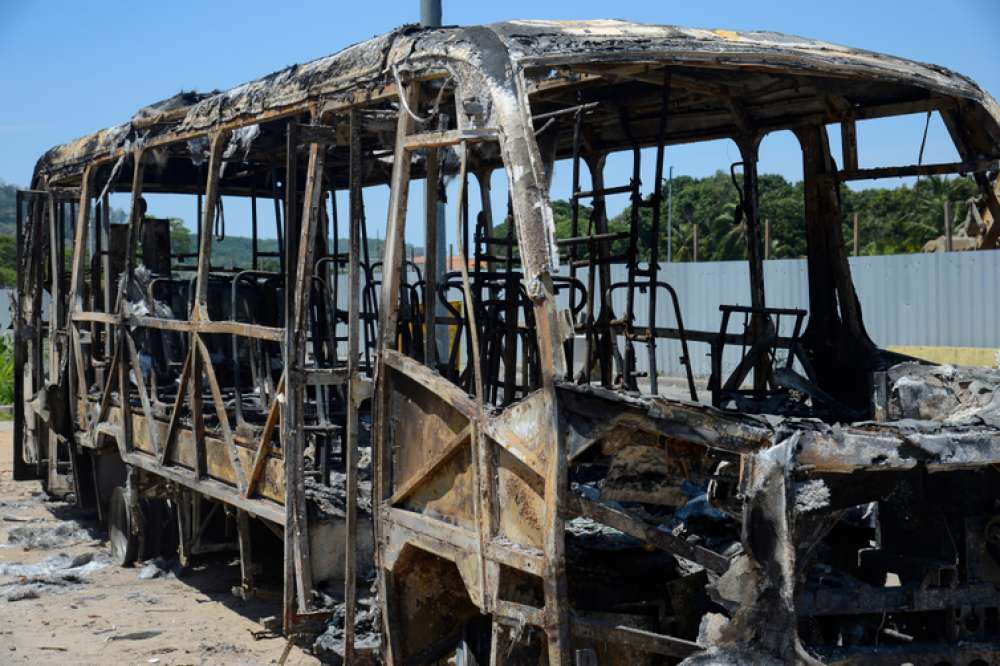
[[13, 19, 1000, 665]]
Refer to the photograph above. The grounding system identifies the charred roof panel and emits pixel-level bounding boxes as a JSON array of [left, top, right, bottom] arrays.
[[32, 20, 1000, 183]]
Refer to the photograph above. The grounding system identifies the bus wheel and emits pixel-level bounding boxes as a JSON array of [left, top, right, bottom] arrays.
[[108, 486, 138, 567]]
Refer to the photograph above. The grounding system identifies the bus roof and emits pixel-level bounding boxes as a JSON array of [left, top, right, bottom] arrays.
[[33, 20, 1000, 183]]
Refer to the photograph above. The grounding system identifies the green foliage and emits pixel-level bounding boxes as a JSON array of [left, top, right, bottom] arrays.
[[0, 235, 15, 288], [0, 174, 981, 281], [583, 172, 977, 262], [0, 334, 13, 406], [0, 180, 16, 236], [169, 218, 193, 255], [840, 175, 977, 256]]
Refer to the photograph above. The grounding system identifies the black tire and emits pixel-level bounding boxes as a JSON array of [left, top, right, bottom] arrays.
[[108, 486, 138, 567], [138, 497, 178, 561]]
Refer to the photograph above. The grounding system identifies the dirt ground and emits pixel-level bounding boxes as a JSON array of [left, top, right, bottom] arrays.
[[0, 424, 321, 666]]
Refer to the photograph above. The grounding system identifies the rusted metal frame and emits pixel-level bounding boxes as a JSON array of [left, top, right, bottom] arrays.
[[818, 125, 869, 343], [12, 188, 28, 480], [118, 443, 285, 525], [618, 108, 643, 391], [504, 62, 574, 666], [237, 509, 255, 599], [20, 193, 45, 468], [43, 75, 445, 189], [88, 336, 123, 448], [645, 69, 672, 395], [373, 81, 420, 666], [67, 86, 399, 183], [454, 142, 485, 404], [245, 372, 285, 499], [402, 127, 498, 150], [476, 169, 495, 274], [116, 324, 133, 456], [19, 186, 81, 197], [840, 117, 858, 172], [938, 107, 1000, 249], [516, 278, 573, 666], [474, 420, 498, 610], [324, 195, 340, 370], [185, 136, 228, 485], [341, 107, 364, 665], [423, 143, 440, 368], [109, 151, 149, 463], [281, 118, 301, 634], [531, 51, 948, 102], [123, 330, 162, 459], [835, 158, 999, 182], [571, 615, 700, 659], [46, 193, 62, 387], [565, 493, 729, 573], [798, 578, 999, 617], [90, 194, 111, 368], [388, 423, 474, 506], [111, 151, 146, 316], [159, 347, 193, 466], [285, 119, 328, 616], [722, 328, 777, 393], [453, 140, 495, 611], [384, 507, 479, 554], [382, 350, 479, 419], [71, 311, 120, 324], [567, 108, 583, 380], [193, 334, 246, 494], [487, 543, 544, 578], [66, 166, 94, 430], [494, 599, 545, 628], [99, 193, 112, 362], [69, 325, 88, 430], [736, 134, 769, 393], [192, 132, 228, 316], [129, 315, 284, 341], [584, 153, 622, 388]]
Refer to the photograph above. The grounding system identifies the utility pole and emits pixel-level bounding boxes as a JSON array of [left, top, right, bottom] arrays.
[[421, 0, 441, 26], [764, 217, 770, 260], [853, 212, 860, 256], [421, 0, 448, 361], [944, 199, 953, 252], [666, 166, 674, 262]]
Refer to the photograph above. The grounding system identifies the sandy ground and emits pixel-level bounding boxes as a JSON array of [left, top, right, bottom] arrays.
[[0, 424, 322, 665]]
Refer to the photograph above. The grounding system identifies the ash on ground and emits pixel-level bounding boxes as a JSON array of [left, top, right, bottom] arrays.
[[313, 595, 381, 664]]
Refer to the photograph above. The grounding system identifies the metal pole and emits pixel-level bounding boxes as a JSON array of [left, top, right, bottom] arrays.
[[692, 222, 698, 262], [420, 0, 441, 27], [943, 199, 953, 252], [421, 0, 448, 362], [764, 217, 770, 260], [853, 212, 860, 256], [666, 166, 674, 261]]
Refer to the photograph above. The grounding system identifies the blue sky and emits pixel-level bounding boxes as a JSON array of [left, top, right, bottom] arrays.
[[2, 0, 997, 244]]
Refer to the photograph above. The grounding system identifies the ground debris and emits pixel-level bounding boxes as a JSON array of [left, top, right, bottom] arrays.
[[0, 551, 108, 601], [137, 557, 182, 580], [312, 595, 381, 664], [5, 521, 94, 550]]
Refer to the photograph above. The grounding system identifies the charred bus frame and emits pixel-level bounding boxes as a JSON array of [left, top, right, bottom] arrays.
[[14, 20, 1000, 665]]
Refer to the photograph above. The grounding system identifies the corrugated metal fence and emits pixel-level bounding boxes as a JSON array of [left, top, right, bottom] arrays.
[[556, 249, 1000, 378]]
